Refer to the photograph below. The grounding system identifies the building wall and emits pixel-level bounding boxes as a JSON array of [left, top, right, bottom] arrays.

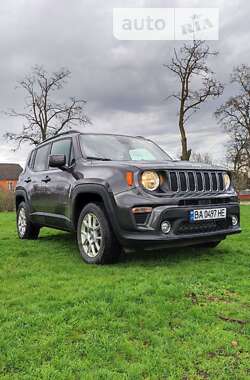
[[0, 180, 17, 192], [239, 193, 250, 200]]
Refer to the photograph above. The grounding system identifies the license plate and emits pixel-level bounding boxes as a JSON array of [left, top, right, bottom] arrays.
[[189, 208, 227, 222]]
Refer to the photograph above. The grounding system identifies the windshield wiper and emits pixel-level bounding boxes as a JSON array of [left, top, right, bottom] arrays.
[[86, 156, 112, 161]]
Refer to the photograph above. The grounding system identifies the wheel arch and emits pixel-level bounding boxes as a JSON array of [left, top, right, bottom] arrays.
[[15, 189, 28, 211], [71, 184, 120, 235]]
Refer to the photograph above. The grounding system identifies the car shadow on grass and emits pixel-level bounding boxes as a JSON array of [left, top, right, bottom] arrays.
[[122, 245, 224, 264], [39, 230, 76, 242], [38, 230, 226, 266]]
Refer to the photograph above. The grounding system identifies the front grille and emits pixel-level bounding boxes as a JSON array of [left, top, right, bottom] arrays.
[[175, 220, 230, 235], [167, 171, 224, 193]]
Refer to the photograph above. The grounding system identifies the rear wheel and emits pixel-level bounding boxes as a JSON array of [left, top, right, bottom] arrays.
[[77, 203, 121, 264], [17, 202, 40, 240]]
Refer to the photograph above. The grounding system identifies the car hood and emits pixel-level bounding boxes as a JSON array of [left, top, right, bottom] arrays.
[[91, 160, 226, 171]]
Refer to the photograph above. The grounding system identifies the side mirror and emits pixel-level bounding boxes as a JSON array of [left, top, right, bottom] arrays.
[[49, 154, 66, 168]]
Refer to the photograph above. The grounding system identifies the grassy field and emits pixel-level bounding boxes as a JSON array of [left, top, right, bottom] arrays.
[[0, 208, 249, 380]]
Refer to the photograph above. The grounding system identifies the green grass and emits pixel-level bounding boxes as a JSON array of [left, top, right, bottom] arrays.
[[0, 208, 249, 380]]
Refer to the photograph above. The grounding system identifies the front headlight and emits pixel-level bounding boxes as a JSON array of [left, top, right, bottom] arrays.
[[223, 173, 231, 190], [141, 171, 160, 191]]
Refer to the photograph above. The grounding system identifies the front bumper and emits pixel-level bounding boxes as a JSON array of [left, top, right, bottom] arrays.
[[113, 191, 241, 248]]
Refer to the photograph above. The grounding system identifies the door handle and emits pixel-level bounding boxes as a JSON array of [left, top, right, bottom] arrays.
[[41, 175, 51, 183], [24, 177, 31, 183]]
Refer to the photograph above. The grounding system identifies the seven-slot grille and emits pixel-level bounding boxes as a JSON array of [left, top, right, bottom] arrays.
[[167, 171, 224, 192]]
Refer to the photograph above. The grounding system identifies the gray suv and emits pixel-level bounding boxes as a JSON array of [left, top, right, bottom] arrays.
[[16, 131, 241, 264]]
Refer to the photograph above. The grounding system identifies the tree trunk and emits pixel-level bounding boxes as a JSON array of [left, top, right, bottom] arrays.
[[41, 127, 47, 141], [179, 105, 191, 160]]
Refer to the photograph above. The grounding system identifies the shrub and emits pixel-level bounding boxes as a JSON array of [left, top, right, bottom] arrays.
[[0, 191, 15, 211]]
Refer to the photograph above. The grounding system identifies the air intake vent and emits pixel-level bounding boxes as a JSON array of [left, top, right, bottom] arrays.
[[179, 172, 187, 191], [204, 173, 210, 191], [196, 172, 203, 191], [175, 220, 230, 235], [211, 173, 217, 191], [134, 213, 150, 225], [169, 172, 178, 192], [188, 172, 195, 191]]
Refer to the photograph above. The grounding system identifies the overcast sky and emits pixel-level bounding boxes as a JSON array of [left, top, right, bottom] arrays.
[[0, 0, 249, 166]]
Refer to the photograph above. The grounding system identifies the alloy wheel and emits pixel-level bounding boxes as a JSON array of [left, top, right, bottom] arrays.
[[18, 207, 27, 237], [81, 212, 102, 257]]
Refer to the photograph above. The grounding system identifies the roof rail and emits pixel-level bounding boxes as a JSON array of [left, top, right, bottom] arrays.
[[136, 135, 146, 139], [40, 130, 81, 144]]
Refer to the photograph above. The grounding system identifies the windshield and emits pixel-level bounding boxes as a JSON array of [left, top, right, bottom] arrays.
[[79, 134, 172, 161]]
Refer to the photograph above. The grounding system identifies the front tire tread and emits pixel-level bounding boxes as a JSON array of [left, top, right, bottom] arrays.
[[17, 201, 40, 240]]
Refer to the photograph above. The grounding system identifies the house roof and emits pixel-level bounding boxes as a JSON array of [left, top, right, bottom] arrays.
[[0, 163, 23, 180]]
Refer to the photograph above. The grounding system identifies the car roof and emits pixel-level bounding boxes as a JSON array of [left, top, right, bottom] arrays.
[[79, 133, 146, 139]]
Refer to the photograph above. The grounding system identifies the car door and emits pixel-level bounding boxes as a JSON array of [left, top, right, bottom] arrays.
[[29, 142, 51, 224], [45, 138, 75, 229], [22, 149, 36, 204]]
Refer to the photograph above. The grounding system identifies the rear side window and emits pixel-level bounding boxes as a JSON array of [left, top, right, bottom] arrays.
[[33, 144, 51, 171], [50, 139, 72, 166], [28, 150, 35, 168]]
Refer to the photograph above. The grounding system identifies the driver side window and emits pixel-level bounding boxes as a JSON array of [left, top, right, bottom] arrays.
[[33, 144, 51, 171]]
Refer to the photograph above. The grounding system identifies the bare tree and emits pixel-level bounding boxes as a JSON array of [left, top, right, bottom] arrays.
[[4, 66, 89, 149], [215, 64, 250, 187], [191, 151, 213, 165], [164, 40, 223, 161], [226, 130, 249, 172]]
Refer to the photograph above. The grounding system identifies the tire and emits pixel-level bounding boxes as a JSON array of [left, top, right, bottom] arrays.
[[17, 201, 40, 240], [77, 203, 122, 264]]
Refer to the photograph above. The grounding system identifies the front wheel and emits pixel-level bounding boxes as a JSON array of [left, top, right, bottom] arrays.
[[17, 202, 40, 240], [77, 203, 121, 264]]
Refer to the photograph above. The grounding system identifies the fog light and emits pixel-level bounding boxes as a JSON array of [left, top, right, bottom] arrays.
[[161, 220, 171, 234], [231, 215, 238, 226]]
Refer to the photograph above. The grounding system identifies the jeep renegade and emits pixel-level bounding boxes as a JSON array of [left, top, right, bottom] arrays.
[[16, 131, 241, 264]]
